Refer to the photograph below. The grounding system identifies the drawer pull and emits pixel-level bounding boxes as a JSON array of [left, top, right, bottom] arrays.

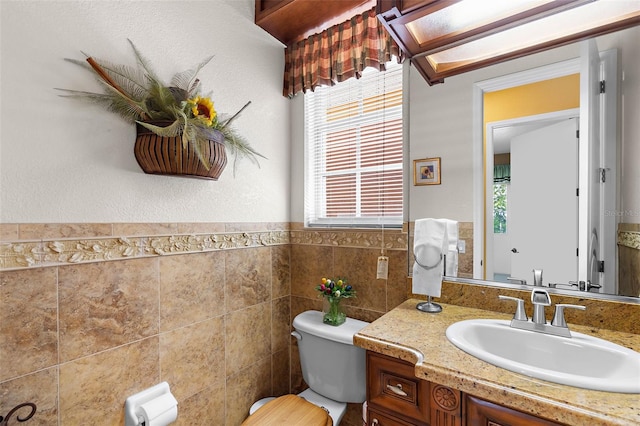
[[386, 383, 408, 397], [372, 419, 379, 426]]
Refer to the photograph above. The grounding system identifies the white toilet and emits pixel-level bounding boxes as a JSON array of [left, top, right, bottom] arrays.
[[243, 310, 369, 426]]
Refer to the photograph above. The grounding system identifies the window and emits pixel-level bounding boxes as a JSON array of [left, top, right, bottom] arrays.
[[493, 164, 510, 234], [304, 62, 403, 228], [493, 183, 508, 234]]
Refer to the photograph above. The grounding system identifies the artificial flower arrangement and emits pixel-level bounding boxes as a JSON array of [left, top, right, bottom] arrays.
[[315, 277, 356, 326], [57, 39, 264, 173]]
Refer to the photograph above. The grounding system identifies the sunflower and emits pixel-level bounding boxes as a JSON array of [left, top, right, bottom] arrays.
[[190, 96, 217, 126]]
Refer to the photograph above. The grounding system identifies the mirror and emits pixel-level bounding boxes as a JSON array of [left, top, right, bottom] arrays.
[[408, 24, 640, 300]]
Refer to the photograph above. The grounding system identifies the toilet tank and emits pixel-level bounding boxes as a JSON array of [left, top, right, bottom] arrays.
[[292, 310, 369, 403]]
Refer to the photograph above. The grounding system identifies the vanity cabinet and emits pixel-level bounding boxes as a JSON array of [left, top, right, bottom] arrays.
[[367, 351, 459, 426], [366, 351, 563, 426]]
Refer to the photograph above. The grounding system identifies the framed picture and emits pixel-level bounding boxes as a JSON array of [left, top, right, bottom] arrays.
[[414, 157, 441, 185]]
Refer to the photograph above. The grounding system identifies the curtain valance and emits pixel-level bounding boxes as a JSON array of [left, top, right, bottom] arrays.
[[283, 7, 403, 98], [494, 164, 511, 183]]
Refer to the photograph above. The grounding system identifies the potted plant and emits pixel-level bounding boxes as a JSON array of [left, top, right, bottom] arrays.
[[57, 39, 264, 180]]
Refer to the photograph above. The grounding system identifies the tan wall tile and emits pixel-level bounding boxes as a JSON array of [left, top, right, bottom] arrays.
[[159, 251, 225, 332], [334, 247, 387, 313], [225, 222, 289, 232], [225, 302, 271, 378], [271, 245, 291, 299], [619, 245, 640, 298], [160, 316, 226, 401], [174, 381, 226, 426], [112, 223, 178, 236], [272, 348, 290, 396], [225, 222, 267, 232], [291, 295, 323, 321], [59, 337, 159, 426], [0, 368, 58, 426], [19, 223, 113, 240], [384, 249, 410, 311], [290, 339, 305, 395], [58, 258, 159, 361], [0, 224, 19, 241], [0, 268, 57, 381], [176, 222, 226, 234], [226, 357, 272, 426], [225, 247, 271, 312], [272, 296, 291, 354], [291, 245, 332, 299]]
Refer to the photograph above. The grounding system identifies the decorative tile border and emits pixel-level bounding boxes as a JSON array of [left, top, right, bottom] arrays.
[[0, 228, 409, 270], [618, 230, 640, 250], [290, 229, 408, 250], [0, 231, 290, 271]]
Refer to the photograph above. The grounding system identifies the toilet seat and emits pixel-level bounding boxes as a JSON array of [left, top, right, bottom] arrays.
[[241, 394, 332, 426]]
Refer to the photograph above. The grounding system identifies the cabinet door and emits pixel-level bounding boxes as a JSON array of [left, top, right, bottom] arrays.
[[465, 395, 563, 426], [368, 407, 415, 426]]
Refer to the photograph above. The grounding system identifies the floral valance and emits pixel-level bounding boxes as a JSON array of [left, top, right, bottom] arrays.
[[283, 7, 403, 98]]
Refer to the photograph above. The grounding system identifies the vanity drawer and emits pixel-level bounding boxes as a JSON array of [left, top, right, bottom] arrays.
[[368, 406, 415, 426], [367, 351, 429, 425]]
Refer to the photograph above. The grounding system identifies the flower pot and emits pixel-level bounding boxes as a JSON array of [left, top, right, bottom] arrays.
[[322, 297, 346, 326], [134, 121, 227, 180]]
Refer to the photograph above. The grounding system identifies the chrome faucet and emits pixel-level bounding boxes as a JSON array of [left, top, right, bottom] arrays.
[[499, 289, 586, 338], [532, 269, 543, 286]]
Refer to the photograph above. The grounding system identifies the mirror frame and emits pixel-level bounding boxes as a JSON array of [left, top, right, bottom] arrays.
[[378, 0, 640, 85]]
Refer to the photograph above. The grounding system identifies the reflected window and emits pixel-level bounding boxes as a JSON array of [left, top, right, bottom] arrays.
[[493, 183, 508, 234]]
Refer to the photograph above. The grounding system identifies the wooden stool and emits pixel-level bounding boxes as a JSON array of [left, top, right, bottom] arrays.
[[241, 394, 333, 426]]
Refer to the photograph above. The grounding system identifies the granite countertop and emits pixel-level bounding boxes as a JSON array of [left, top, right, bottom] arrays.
[[354, 299, 640, 426]]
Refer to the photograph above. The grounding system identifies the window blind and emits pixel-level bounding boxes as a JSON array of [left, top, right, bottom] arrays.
[[304, 62, 403, 228]]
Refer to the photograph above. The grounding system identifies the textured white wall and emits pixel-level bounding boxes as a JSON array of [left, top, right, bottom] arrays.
[[0, 0, 290, 223]]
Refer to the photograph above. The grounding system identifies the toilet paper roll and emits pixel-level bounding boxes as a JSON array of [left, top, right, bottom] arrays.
[[138, 393, 178, 426]]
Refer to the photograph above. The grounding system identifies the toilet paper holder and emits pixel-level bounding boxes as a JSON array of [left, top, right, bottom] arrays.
[[124, 382, 178, 426]]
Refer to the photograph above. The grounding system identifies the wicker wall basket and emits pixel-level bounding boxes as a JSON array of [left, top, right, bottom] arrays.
[[134, 121, 227, 180]]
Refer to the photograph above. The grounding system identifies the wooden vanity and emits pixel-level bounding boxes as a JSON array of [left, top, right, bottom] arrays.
[[354, 300, 640, 425]]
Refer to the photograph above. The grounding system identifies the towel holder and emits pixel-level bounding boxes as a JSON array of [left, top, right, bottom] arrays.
[[413, 251, 443, 270]]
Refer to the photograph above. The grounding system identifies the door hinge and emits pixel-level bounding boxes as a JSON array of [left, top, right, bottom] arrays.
[[576, 248, 579, 257], [598, 261, 605, 273], [576, 129, 579, 138], [576, 188, 579, 196], [600, 80, 606, 93]]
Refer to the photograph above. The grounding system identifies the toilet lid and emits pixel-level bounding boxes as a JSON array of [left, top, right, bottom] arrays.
[[241, 394, 332, 426]]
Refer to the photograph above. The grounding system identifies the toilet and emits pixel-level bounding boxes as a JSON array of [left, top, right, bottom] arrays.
[[242, 310, 369, 426]]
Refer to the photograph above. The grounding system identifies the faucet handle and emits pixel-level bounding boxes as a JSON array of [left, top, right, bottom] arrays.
[[498, 295, 528, 321], [551, 304, 586, 328]]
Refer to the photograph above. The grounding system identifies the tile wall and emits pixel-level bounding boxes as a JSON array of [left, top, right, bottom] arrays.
[[0, 223, 291, 426], [2, 221, 637, 425], [0, 222, 415, 426]]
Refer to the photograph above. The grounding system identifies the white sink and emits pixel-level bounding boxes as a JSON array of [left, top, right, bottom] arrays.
[[445, 319, 640, 393]]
